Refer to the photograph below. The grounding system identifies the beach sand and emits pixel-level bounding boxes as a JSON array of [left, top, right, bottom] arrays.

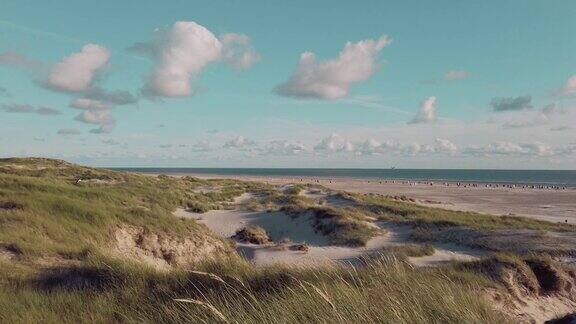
[[162, 172, 576, 224]]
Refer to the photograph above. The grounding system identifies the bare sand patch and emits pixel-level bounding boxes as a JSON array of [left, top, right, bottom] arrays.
[[175, 208, 482, 267]]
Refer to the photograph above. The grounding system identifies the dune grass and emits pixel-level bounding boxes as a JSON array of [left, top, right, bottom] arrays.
[[375, 244, 436, 258], [353, 193, 575, 232], [2, 158, 575, 322], [0, 255, 506, 323]]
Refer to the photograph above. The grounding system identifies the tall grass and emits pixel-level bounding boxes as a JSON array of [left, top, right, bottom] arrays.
[[0, 256, 506, 323]]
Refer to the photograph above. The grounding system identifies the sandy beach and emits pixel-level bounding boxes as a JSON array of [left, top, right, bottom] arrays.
[[159, 172, 576, 224]]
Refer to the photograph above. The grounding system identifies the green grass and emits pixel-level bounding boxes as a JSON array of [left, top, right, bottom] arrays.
[[375, 244, 436, 258]]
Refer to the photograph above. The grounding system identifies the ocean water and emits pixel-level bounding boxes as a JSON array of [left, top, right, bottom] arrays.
[[114, 168, 576, 187]]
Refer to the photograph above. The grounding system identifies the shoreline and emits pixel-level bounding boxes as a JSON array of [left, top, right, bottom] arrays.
[[131, 171, 576, 224], [112, 168, 576, 189]]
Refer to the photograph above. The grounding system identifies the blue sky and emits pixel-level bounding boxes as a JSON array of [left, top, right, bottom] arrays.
[[1, 0, 576, 168]]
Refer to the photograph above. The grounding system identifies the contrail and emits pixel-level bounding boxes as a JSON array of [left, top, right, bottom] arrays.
[[0, 19, 146, 62], [0, 19, 83, 44]]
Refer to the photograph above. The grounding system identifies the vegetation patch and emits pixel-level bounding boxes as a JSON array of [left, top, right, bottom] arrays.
[[456, 254, 576, 298], [375, 244, 436, 258], [288, 243, 309, 252], [308, 207, 380, 247], [232, 226, 271, 245]]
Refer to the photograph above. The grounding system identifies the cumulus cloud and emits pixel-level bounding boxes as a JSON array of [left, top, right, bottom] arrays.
[[434, 138, 458, 154], [314, 133, 342, 152], [556, 75, 576, 97], [74, 109, 115, 133], [223, 135, 255, 149], [463, 141, 555, 157], [46, 44, 110, 92], [57, 128, 81, 135], [2, 103, 60, 115], [490, 95, 532, 112], [401, 143, 432, 156], [264, 140, 307, 155], [443, 70, 469, 81], [409, 96, 437, 124], [275, 35, 391, 99], [340, 141, 356, 153], [357, 138, 382, 155], [74, 109, 113, 124], [135, 21, 257, 97], [220, 33, 259, 70], [311, 134, 459, 157]]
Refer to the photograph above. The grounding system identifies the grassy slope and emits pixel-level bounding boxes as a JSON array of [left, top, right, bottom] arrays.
[[0, 158, 574, 323]]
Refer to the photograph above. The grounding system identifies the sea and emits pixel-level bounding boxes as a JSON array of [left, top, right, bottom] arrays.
[[114, 168, 576, 187]]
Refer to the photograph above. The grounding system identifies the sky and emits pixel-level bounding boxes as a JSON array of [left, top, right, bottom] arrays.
[[1, 0, 576, 169]]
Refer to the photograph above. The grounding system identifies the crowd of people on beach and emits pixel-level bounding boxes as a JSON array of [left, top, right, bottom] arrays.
[[293, 178, 570, 191]]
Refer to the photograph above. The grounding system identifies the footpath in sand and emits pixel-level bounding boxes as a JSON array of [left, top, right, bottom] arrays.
[[174, 191, 483, 267]]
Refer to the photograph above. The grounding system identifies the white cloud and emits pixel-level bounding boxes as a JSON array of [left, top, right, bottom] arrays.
[[463, 141, 555, 157], [434, 138, 458, 154], [70, 98, 111, 110], [340, 141, 355, 152], [409, 96, 437, 124], [264, 140, 307, 155], [138, 21, 258, 97], [74, 110, 115, 133], [75, 110, 113, 125], [358, 138, 382, 155], [47, 44, 109, 92], [223, 135, 255, 149], [220, 33, 259, 70], [443, 70, 469, 81], [556, 75, 576, 97], [522, 142, 553, 157], [314, 133, 341, 152], [275, 35, 391, 99]]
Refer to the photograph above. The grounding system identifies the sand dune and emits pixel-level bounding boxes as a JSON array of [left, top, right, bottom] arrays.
[[174, 206, 483, 267]]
